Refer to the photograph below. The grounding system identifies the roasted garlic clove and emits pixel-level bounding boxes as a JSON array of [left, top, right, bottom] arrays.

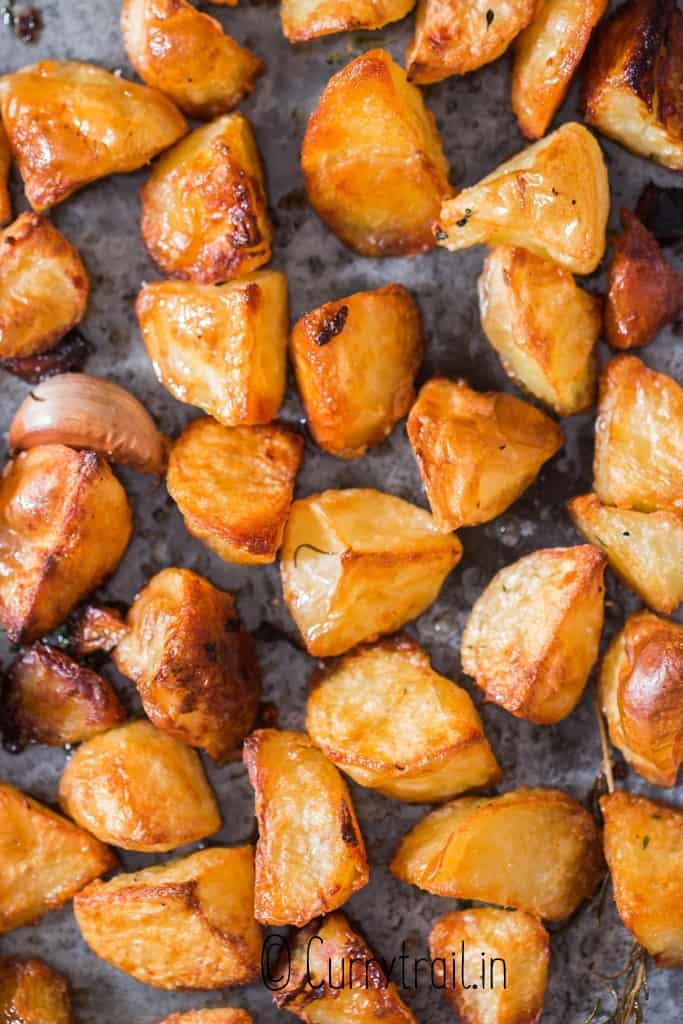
[[0, 957, 72, 1024], [282, 0, 415, 42]]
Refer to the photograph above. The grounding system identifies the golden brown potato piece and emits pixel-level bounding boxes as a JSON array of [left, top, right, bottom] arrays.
[[302, 49, 453, 257], [68, 602, 128, 656], [121, 0, 263, 119], [113, 568, 260, 761], [0, 60, 187, 211], [407, 377, 563, 530], [478, 246, 601, 417], [601, 791, 683, 966], [59, 719, 221, 851], [0, 445, 132, 644], [291, 284, 423, 459], [0, 957, 71, 1024], [0, 782, 115, 935], [307, 635, 500, 802], [430, 908, 549, 1024], [281, 488, 462, 657], [158, 1014, 251, 1024], [74, 846, 261, 989], [0, 121, 12, 226], [283, 0, 414, 41], [437, 122, 609, 275], [167, 418, 303, 564], [243, 729, 369, 926]]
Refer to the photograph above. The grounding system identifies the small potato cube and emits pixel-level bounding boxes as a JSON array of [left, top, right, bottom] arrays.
[[136, 273, 287, 426], [0, 122, 10, 225], [167, 418, 303, 564], [407, 377, 563, 530], [302, 49, 453, 257], [280, 488, 462, 657], [74, 847, 262, 989], [282, 0, 415, 42], [0, 957, 71, 1024], [462, 546, 606, 724], [437, 122, 609, 275], [306, 635, 501, 802], [0, 445, 133, 644], [141, 114, 272, 283], [291, 284, 423, 459], [68, 602, 128, 656], [391, 787, 605, 920], [158, 1014, 251, 1024], [58, 719, 221, 851], [243, 729, 369, 926]]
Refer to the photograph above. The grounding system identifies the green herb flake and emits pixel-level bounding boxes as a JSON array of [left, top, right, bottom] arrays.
[[642, 835, 650, 849]]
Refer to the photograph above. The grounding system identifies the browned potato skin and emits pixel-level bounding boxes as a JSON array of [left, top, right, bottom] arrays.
[[291, 285, 423, 459], [283, 0, 414, 42], [113, 568, 261, 762], [0, 60, 187, 211], [0, 121, 11, 225], [0, 957, 72, 1024], [244, 729, 369, 926], [158, 1014, 251, 1024], [69, 602, 128, 656], [0, 445, 133, 644]]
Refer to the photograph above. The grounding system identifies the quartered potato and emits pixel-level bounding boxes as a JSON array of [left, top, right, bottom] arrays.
[[136, 273, 287, 426], [280, 489, 462, 657], [0, 122, 10, 225], [243, 729, 369, 926], [290, 284, 423, 459], [113, 568, 261, 761], [478, 246, 601, 417], [167, 418, 303, 564], [462, 546, 606, 724], [0, 957, 71, 1024], [141, 114, 272, 283], [392, 787, 605, 920], [407, 377, 563, 531], [0, 445, 132, 644], [302, 49, 453, 257], [282, 0, 415, 42], [158, 1014, 252, 1024], [437, 122, 609, 275], [58, 719, 221, 851], [306, 635, 501, 802], [601, 791, 683, 966], [69, 602, 128, 657], [0, 60, 187, 211], [74, 847, 262, 989]]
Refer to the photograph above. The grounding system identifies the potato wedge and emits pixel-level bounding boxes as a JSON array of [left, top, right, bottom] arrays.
[[74, 847, 261, 989], [167, 418, 303, 564], [291, 284, 423, 459], [243, 729, 369, 926], [478, 246, 600, 417], [158, 1014, 251, 1024], [282, 0, 415, 42], [306, 635, 501, 802], [392, 787, 605, 920], [280, 488, 462, 657], [0, 957, 71, 1024], [462, 546, 606, 724], [0, 121, 11, 226], [407, 377, 563, 530], [0, 60, 186, 211], [601, 791, 683, 966], [59, 719, 221, 851], [68, 602, 128, 656], [302, 49, 453, 257], [437, 122, 609, 275]]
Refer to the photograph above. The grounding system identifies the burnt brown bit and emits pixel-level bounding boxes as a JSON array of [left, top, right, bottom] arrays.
[[313, 304, 348, 346], [0, 329, 92, 383], [636, 182, 683, 244], [16, 5, 42, 42], [340, 799, 359, 845], [230, 177, 262, 248]]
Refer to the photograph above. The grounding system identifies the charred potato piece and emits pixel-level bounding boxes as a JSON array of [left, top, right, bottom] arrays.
[[282, 0, 415, 42], [290, 284, 423, 459], [0, 957, 71, 1024], [158, 1014, 251, 1024], [68, 603, 128, 656], [281, 488, 462, 657], [243, 729, 369, 926], [306, 635, 501, 802], [302, 49, 453, 257], [59, 719, 221, 851], [0, 121, 10, 225], [0, 60, 187, 211], [636, 181, 683, 246], [167, 418, 303, 564]]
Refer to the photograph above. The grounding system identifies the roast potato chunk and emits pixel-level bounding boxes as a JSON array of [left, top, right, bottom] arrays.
[[302, 49, 453, 257], [282, 0, 415, 42], [0, 957, 71, 1024], [59, 719, 221, 851], [243, 729, 369, 926], [601, 791, 683, 966], [306, 635, 500, 802], [478, 246, 600, 417], [0, 60, 187, 211], [74, 847, 261, 989], [113, 568, 260, 761], [167, 418, 303, 564], [407, 377, 563, 530], [392, 787, 605, 920], [0, 445, 132, 643], [136, 273, 287, 425], [280, 488, 462, 656], [290, 284, 423, 459], [0, 122, 10, 225], [141, 114, 272, 283], [436, 122, 609, 275], [158, 1014, 251, 1024], [0, 782, 115, 934], [68, 602, 128, 656], [462, 546, 606, 724]]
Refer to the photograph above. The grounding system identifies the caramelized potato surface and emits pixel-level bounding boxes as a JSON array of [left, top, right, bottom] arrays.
[[282, 0, 415, 42], [158, 1014, 251, 1024], [68, 603, 128, 656], [0, 957, 71, 1024], [0, 121, 10, 225]]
